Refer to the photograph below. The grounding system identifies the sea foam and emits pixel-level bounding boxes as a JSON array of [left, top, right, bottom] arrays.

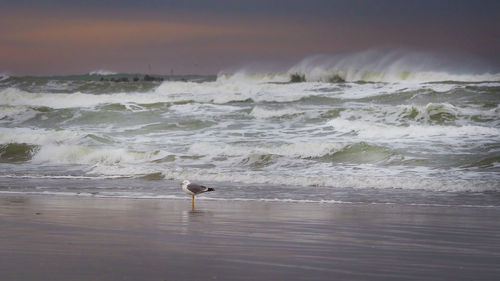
[[88, 70, 117, 75]]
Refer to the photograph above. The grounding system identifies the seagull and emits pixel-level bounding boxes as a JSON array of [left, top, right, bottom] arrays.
[[180, 180, 214, 209]]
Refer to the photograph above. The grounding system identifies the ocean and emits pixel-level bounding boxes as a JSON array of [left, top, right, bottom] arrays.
[[1, 52, 499, 207]]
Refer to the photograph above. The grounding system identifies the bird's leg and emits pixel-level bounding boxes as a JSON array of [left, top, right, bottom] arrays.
[[192, 195, 195, 210]]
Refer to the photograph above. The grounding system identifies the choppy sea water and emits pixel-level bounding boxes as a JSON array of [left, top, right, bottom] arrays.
[[1, 54, 500, 206]]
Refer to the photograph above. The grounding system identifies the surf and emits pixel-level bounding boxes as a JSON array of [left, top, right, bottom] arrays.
[[219, 50, 500, 83]]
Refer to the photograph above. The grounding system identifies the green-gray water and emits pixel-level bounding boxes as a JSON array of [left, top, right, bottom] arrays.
[[1, 63, 499, 206]]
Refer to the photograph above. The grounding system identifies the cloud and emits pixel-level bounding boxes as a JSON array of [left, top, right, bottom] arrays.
[[1, 1, 498, 75]]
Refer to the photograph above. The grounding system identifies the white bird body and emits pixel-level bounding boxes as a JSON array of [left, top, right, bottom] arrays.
[[182, 184, 194, 195], [180, 180, 214, 209]]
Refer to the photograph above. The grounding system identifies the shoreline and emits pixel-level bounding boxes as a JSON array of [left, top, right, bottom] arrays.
[[1, 190, 499, 209], [1, 194, 500, 280]]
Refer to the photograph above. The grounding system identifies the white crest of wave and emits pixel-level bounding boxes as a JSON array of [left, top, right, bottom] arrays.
[[287, 50, 500, 83], [0, 127, 167, 165], [0, 74, 9, 81], [250, 106, 304, 119], [0, 81, 325, 109], [155, 80, 322, 104], [32, 145, 166, 165], [89, 70, 117, 75], [157, 169, 498, 192], [0, 88, 171, 109], [336, 82, 422, 99], [0, 105, 34, 121], [399, 103, 458, 121], [189, 142, 348, 158], [326, 118, 500, 140], [89, 164, 158, 176], [0, 127, 86, 145], [216, 70, 290, 83], [336, 102, 500, 127], [81, 163, 500, 192], [169, 103, 242, 116]]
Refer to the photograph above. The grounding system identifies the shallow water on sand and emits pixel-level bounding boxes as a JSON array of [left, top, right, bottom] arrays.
[[1, 195, 499, 281]]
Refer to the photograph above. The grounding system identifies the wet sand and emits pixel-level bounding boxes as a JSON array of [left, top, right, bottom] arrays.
[[0, 194, 499, 281]]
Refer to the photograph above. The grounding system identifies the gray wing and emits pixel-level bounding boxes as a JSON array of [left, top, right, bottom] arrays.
[[187, 183, 208, 194]]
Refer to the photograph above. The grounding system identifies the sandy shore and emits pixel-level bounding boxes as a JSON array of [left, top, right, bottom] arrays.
[[0, 194, 499, 281]]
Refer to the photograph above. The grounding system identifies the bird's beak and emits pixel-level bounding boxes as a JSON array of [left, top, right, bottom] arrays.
[[179, 182, 183, 186]]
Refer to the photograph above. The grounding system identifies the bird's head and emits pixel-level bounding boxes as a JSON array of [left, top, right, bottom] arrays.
[[180, 180, 190, 187]]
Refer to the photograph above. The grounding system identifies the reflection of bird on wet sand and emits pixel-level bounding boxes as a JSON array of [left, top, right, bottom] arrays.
[[180, 180, 214, 210]]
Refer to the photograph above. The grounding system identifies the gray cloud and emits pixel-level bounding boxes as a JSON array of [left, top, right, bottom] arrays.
[[1, 0, 499, 74]]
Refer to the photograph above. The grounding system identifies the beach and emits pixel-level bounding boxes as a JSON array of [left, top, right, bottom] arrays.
[[2, 1, 500, 280], [1, 60, 499, 280], [1, 194, 499, 281]]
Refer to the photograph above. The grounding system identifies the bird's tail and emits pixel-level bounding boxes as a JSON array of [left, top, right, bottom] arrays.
[[207, 188, 215, 192]]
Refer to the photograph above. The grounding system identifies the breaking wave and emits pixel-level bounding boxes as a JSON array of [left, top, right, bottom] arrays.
[[0, 143, 40, 163], [219, 50, 500, 83], [189, 142, 350, 159], [0, 127, 86, 145], [32, 145, 166, 165], [337, 102, 500, 127], [326, 118, 500, 140], [188, 141, 406, 166], [156, 169, 498, 192], [88, 70, 117, 76], [0, 88, 171, 109], [0, 128, 166, 165], [1, 52, 499, 200], [250, 106, 304, 119]]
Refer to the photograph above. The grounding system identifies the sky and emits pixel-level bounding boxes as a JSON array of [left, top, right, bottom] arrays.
[[1, 0, 499, 75]]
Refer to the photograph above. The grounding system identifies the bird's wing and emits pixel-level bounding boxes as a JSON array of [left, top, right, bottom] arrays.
[[187, 183, 208, 194]]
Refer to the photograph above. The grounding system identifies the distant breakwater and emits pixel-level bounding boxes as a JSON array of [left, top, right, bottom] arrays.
[[99, 75, 170, 83]]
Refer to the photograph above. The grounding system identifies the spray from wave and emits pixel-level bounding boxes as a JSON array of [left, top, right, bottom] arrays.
[[88, 70, 117, 76], [219, 50, 500, 83]]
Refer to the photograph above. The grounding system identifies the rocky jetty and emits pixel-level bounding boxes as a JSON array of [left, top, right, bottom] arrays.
[[290, 73, 306, 83], [143, 75, 164, 82], [99, 75, 164, 82], [327, 75, 345, 83]]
